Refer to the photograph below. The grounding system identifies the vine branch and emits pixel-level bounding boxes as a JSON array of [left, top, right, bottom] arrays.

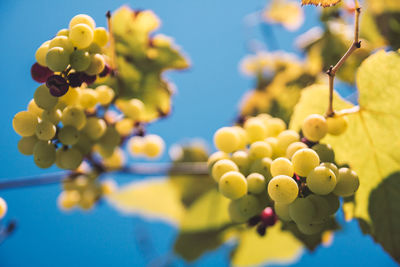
[[326, 3, 361, 117]]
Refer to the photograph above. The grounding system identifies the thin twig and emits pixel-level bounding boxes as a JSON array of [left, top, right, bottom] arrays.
[[326, 4, 361, 117]]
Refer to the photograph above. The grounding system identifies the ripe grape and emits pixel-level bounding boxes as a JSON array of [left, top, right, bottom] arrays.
[[207, 151, 229, 170], [271, 157, 294, 177], [249, 157, 272, 181], [33, 141, 56, 168], [27, 99, 43, 117], [247, 173, 266, 194], [61, 106, 86, 130], [103, 148, 125, 169], [122, 99, 145, 121], [128, 136, 145, 157], [0, 197, 7, 219], [249, 141, 272, 160], [333, 168, 360, 197], [232, 126, 247, 150], [289, 197, 316, 224], [85, 53, 105, 75], [265, 117, 286, 137], [244, 117, 267, 142], [46, 75, 69, 97], [229, 200, 250, 223], [291, 148, 320, 177], [67, 72, 84, 88], [83, 117, 107, 140], [70, 50, 91, 71], [95, 85, 115, 105], [231, 150, 250, 175], [69, 14, 96, 30], [58, 125, 80, 145], [306, 166, 336, 195], [230, 195, 261, 219], [35, 120, 56, 140], [142, 134, 165, 158], [12, 111, 39, 137], [57, 29, 69, 37], [327, 115, 348, 136], [57, 190, 80, 210], [73, 132, 93, 155], [267, 175, 298, 204], [98, 126, 121, 148], [86, 43, 102, 54], [276, 130, 299, 156], [213, 127, 239, 153], [101, 180, 118, 195], [211, 159, 238, 182], [60, 88, 80, 105], [265, 137, 278, 158], [79, 89, 98, 109], [46, 47, 70, 72], [69, 23, 94, 49], [41, 108, 62, 125], [286, 141, 307, 159], [115, 118, 134, 136], [274, 202, 291, 221], [31, 62, 53, 83], [58, 147, 83, 170], [218, 171, 248, 200], [312, 143, 335, 163], [93, 27, 109, 47], [35, 41, 50, 67], [307, 194, 330, 222], [320, 162, 338, 177], [34, 85, 58, 110], [302, 114, 328, 142], [49, 36, 74, 54], [18, 135, 38, 155]]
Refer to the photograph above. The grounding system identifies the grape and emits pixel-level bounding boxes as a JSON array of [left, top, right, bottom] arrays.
[[256, 113, 271, 128], [34, 85, 58, 110], [229, 200, 250, 223], [27, 99, 43, 117], [320, 162, 338, 177], [59, 147, 83, 170], [57, 190, 80, 210], [307, 166, 336, 195], [211, 159, 238, 182], [327, 115, 348, 136], [41, 108, 62, 124], [49, 36, 74, 54], [312, 143, 335, 163], [213, 127, 239, 153], [46, 75, 69, 97], [98, 126, 121, 148], [249, 157, 272, 181], [271, 157, 294, 177], [307, 194, 330, 222], [218, 171, 248, 200], [58, 126, 80, 145], [86, 43, 102, 54], [84, 54, 105, 75], [115, 118, 134, 136], [18, 135, 38, 155], [232, 126, 247, 150], [31, 62, 53, 83], [95, 85, 115, 105], [35, 40, 50, 67], [333, 168, 360, 197], [297, 222, 324, 235], [93, 27, 109, 47], [80, 73, 96, 85], [265, 118, 286, 137], [244, 117, 267, 142], [79, 89, 98, 109], [324, 193, 340, 215], [274, 202, 291, 221], [83, 117, 107, 140], [67, 72, 84, 88], [99, 64, 110, 77], [0, 197, 7, 219], [231, 150, 250, 175], [35, 120, 56, 140], [123, 98, 145, 120], [70, 50, 91, 71], [286, 141, 307, 159], [69, 23, 94, 49], [288, 197, 316, 224], [46, 47, 70, 72], [101, 180, 118, 195], [143, 134, 165, 158], [207, 151, 229, 170], [33, 141, 56, 168], [267, 175, 298, 204], [60, 88, 80, 105], [302, 114, 328, 142], [103, 148, 126, 169], [12, 111, 39, 136], [265, 137, 278, 158], [291, 148, 320, 177], [128, 136, 144, 157], [230, 195, 261, 219], [57, 28, 69, 37], [247, 173, 266, 194], [61, 106, 86, 130], [69, 14, 95, 30], [73, 132, 93, 155], [249, 141, 272, 160], [276, 130, 300, 157]]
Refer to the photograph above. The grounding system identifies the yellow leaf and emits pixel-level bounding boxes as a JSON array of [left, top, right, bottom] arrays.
[[301, 0, 341, 7]]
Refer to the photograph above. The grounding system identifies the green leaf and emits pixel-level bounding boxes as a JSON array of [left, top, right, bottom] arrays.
[[369, 172, 400, 263]]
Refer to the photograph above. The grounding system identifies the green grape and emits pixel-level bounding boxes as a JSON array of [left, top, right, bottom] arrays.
[[69, 14, 96, 30], [267, 175, 298, 204], [0, 197, 7, 219], [98, 126, 121, 148], [214, 127, 239, 153], [35, 120, 56, 140], [61, 106, 86, 130], [95, 85, 115, 105], [69, 23, 94, 49], [333, 168, 360, 197], [115, 118, 134, 136], [121, 98, 144, 121], [207, 151, 229, 170], [55, 148, 65, 169], [79, 190, 96, 210], [231, 150, 250, 175], [33, 141, 56, 168], [286, 142, 307, 159], [232, 126, 247, 150], [306, 166, 336, 195], [59, 147, 83, 170], [244, 117, 267, 142], [82, 117, 106, 140], [41, 108, 62, 125], [49, 36, 74, 54], [274, 202, 291, 221], [56, 28, 69, 37], [218, 171, 247, 200], [12, 111, 39, 136], [84, 53, 105, 75], [249, 157, 272, 181], [228, 200, 250, 223], [320, 162, 338, 177], [18, 135, 38, 155], [70, 50, 91, 71], [271, 157, 294, 177], [265, 117, 286, 137], [230, 195, 261, 219], [292, 148, 320, 177], [60, 88, 80, 106], [27, 99, 43, 117], [312, 143, 335, 163], [307, 194, 330, 222], [276, 130, 300, 157], [58, 126, 80, 145], [57, 190, 80, 210], [79, 89, 98, 109], [72, 132, 93, 155], [211, 159, 238, 182], [93, 27, 109, 47], [324, 193, 340, 215], [302, 114, 328, 142], [86, 43, 102, 54], [143, 134, 165, 159], [288, 197, 316, 224], [95, 143, 115, 158], [249, 141, 272, 160], [247, 173, 266, 194], [297, 222, 324, 235], [327, 115, 348, 136], [46, 47, 70, 72], [34, 85, 58, 110], [265, 137, 278, 158], [35, 40, 50, 67]]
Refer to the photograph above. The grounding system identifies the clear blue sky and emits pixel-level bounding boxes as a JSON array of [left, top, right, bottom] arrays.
[[0, 0, 397, 266]]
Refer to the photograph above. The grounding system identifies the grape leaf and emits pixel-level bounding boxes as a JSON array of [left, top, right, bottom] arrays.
[[301, 0, 341, 7]]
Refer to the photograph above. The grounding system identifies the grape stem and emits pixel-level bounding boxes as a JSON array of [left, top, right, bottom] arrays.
[[0, 162, 209, 190], [326, 3, 361, 117]]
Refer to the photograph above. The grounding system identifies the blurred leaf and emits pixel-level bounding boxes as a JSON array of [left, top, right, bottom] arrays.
[[365, 0, 400, 15], [375, 12, 400, 50], [301, 0, 341, 7], [369, 172, 400, 263], [264, 0, 304, 31]]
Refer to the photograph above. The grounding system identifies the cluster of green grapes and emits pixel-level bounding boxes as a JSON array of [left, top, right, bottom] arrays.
[[0, 197, 7, 220], [208, 112, 359, 235]]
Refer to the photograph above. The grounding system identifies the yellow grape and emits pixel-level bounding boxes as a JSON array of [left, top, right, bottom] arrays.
[[256, 113, 271, 128], [320, 162, 339, 177], [211, 159, 238, 182], [123, 99, 144, 120], [41, 108, 62, 124], [249, 157, 272, 181], [274, 202, 291, 221], [27, 99, 43, 117], [18, 135, 38, 155], [214, 127, 240, 153], [93, 27, 109, 47], [333, 168, 359, 197], [249, 141, 272, 160], [244, 117, 267, 142], [61, 106, 86, 130], [231, 150, 250, 175], [291, 148, 320, 177], [232, 126, 247, 150], [115, 118, 134, 136], [103, 148, 126, 169], [85, 54, 105, 75], [79, 89, 98, 109], [128, 136, 145, 157], [69, 14, 96, 30], [46, 47, 70, 72], [276, 130, 299, 157], [207, 151, 229, 170], [246, 173, 266, 194], [95, 85, 115, 105], [58, 190, 80, 211], [69, 23, 94, 49], [307, 166, 337, 195], [327, 115, 348, 136], [219, 171, 247, 200], [302, 114, 328, 142], [143, 134, 165, 159], [49, 36, 74, 54], [286, 141, 307, 159], [0, 197, 7, 219], [267, 175, 298, 204], [101, 180, 118, 195], [83, 117, 107, 140], [57, 28, 69, 37], [271, 157, 294, 177], [12, 111, 39, 137], [265, 137, 278, 158], [266, 117, 286, 137], [35, 120, 56, 141], [230, 195, 261, 219], [35, 40, 50, 66], [60, 88, 80, 106]]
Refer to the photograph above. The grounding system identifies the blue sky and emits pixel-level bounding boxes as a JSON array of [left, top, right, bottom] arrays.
[[0, 0, 397, 266]]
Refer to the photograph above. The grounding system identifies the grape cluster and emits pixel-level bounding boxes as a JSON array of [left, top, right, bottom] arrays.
[[0, 197, 7, 220], [209, 113, 359, 235]]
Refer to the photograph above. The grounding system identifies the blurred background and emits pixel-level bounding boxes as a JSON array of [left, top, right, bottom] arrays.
[[0, 0, 398, 266]]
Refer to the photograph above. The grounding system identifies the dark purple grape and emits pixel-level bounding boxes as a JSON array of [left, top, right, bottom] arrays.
[[260, 207, 277, 226], [301, 137, 318, 148], [46, 75, 69, 97], [67, 72, 84, 88], [99, 64, 110, 77], [80, 73, 96, 85], [31, 62, 54, 83], [248, 216, 261, 227], [256, 224, 266, 236]]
